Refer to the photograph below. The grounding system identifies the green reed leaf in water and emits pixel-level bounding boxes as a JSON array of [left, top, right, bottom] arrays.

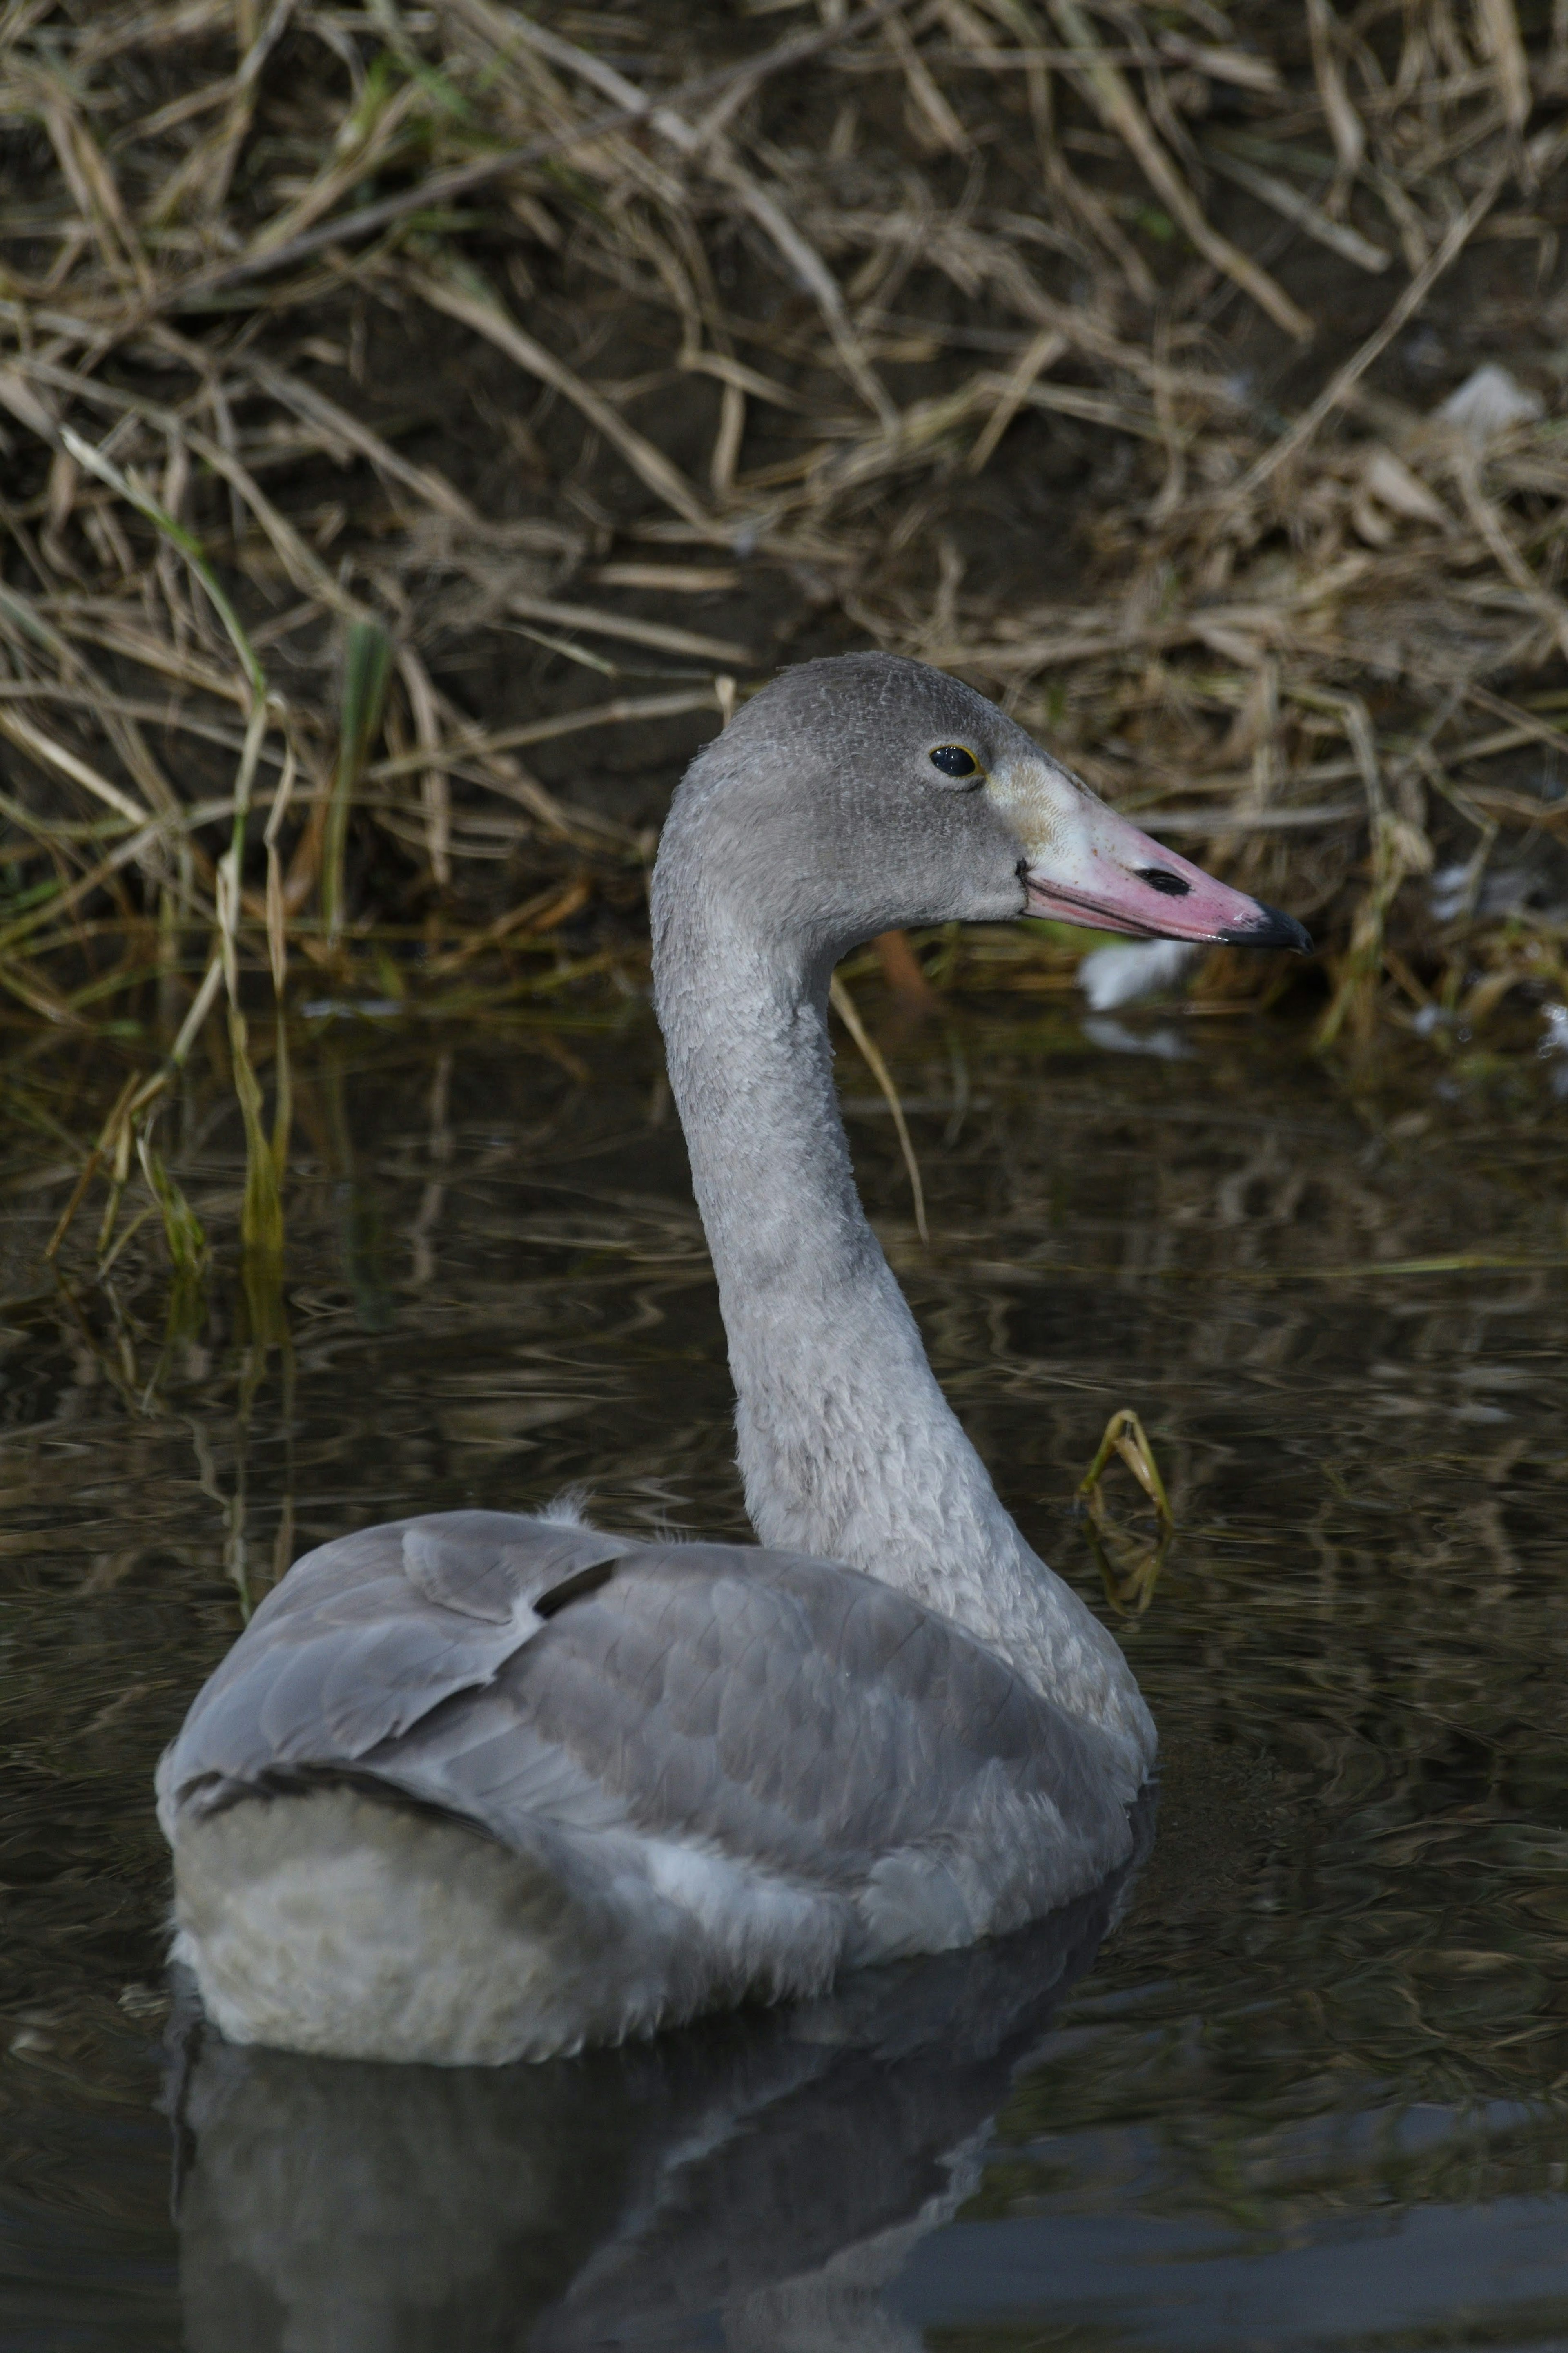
[[229, 1004, 291, 1266], [322, 622, 396, 948], [136, 1128, 208, 1280], [1076, 1406, 1175, 1617]]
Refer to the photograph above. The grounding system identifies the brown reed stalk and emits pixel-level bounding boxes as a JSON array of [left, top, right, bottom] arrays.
[[0, 0, 1565, 1309]]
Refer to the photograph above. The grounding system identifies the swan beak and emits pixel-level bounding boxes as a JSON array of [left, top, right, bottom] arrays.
[[997, 763, 1312, 951]]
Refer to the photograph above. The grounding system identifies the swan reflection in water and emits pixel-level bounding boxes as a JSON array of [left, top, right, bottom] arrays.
[[171, 1822, 1146, 2353]]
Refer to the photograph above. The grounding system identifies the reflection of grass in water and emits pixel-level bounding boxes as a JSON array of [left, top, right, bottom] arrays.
[[973, 2032, 1568, 2249], [4, 1010, 1568, 2238], [24, 935, 1568, 1352]]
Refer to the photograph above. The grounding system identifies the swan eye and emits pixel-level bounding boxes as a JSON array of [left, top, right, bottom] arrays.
[[929, 745, 978, 779]]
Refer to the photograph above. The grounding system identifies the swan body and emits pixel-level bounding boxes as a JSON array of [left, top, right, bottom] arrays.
[[159, 652, 1306, 2063]]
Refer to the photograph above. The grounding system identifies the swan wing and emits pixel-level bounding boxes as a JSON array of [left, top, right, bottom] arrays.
[[355, 1541, 1131, 1935], [157, 1511, 633, 1831]]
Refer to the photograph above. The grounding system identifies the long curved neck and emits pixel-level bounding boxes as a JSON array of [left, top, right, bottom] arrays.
[[651, 820, 1154, 1783], [660, 897, 1012, 1612]]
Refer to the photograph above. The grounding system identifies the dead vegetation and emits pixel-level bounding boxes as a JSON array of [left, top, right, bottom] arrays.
[[3, 0, 1568, 1285]]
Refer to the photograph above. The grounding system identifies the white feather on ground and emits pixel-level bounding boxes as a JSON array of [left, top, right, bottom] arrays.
[[1438, 364, 1543, 443], [1077, 938, 1198, 1011]]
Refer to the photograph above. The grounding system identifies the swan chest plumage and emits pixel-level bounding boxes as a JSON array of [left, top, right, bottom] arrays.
[[158, 651, 1307, 2063]]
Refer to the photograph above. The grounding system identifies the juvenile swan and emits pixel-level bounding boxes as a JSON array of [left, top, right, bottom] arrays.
[[158, 653, 1307, 2064]]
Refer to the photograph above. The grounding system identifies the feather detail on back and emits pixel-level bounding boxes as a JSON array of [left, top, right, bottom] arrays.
[[156, 1513, 633, 1834], [161, 1514, 1139, 2059], [160, 1515, 1133, 1976]]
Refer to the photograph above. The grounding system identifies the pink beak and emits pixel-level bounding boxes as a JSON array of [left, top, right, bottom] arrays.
[[1025, 794, 1311, 952]]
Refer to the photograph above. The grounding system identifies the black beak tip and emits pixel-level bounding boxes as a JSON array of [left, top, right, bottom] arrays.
[[1221, 901, 1313, 955]]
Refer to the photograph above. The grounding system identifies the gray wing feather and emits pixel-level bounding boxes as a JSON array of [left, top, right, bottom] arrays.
[[162, 1521, 1125, 1910], [354, 1545, 1119, 1888], [158, 1512, 631, 1829], [400, 1518, 612, 1621]]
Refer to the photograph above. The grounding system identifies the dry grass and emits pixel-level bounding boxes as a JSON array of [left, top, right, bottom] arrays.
[[3, 0, 1568, 1281]]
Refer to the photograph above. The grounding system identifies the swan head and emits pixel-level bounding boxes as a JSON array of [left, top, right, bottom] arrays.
[[657, 651, 1310, 966]]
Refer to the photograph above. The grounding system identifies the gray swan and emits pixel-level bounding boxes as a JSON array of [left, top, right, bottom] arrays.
[[158, 652, 1306, 2064]]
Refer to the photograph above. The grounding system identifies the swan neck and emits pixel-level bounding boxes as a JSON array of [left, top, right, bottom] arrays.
[[651, 856, 1030, 1633], [650, 801, 1157, 1787]]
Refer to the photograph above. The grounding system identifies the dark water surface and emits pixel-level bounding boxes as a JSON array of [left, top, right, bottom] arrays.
[[3, 999, 1567, 2350]]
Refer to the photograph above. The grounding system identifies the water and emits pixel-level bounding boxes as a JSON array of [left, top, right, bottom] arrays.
[[3, 999, 1568, 2351]]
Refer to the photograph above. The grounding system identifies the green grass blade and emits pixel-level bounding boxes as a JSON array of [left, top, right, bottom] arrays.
[[321, 621, 395, 947]]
